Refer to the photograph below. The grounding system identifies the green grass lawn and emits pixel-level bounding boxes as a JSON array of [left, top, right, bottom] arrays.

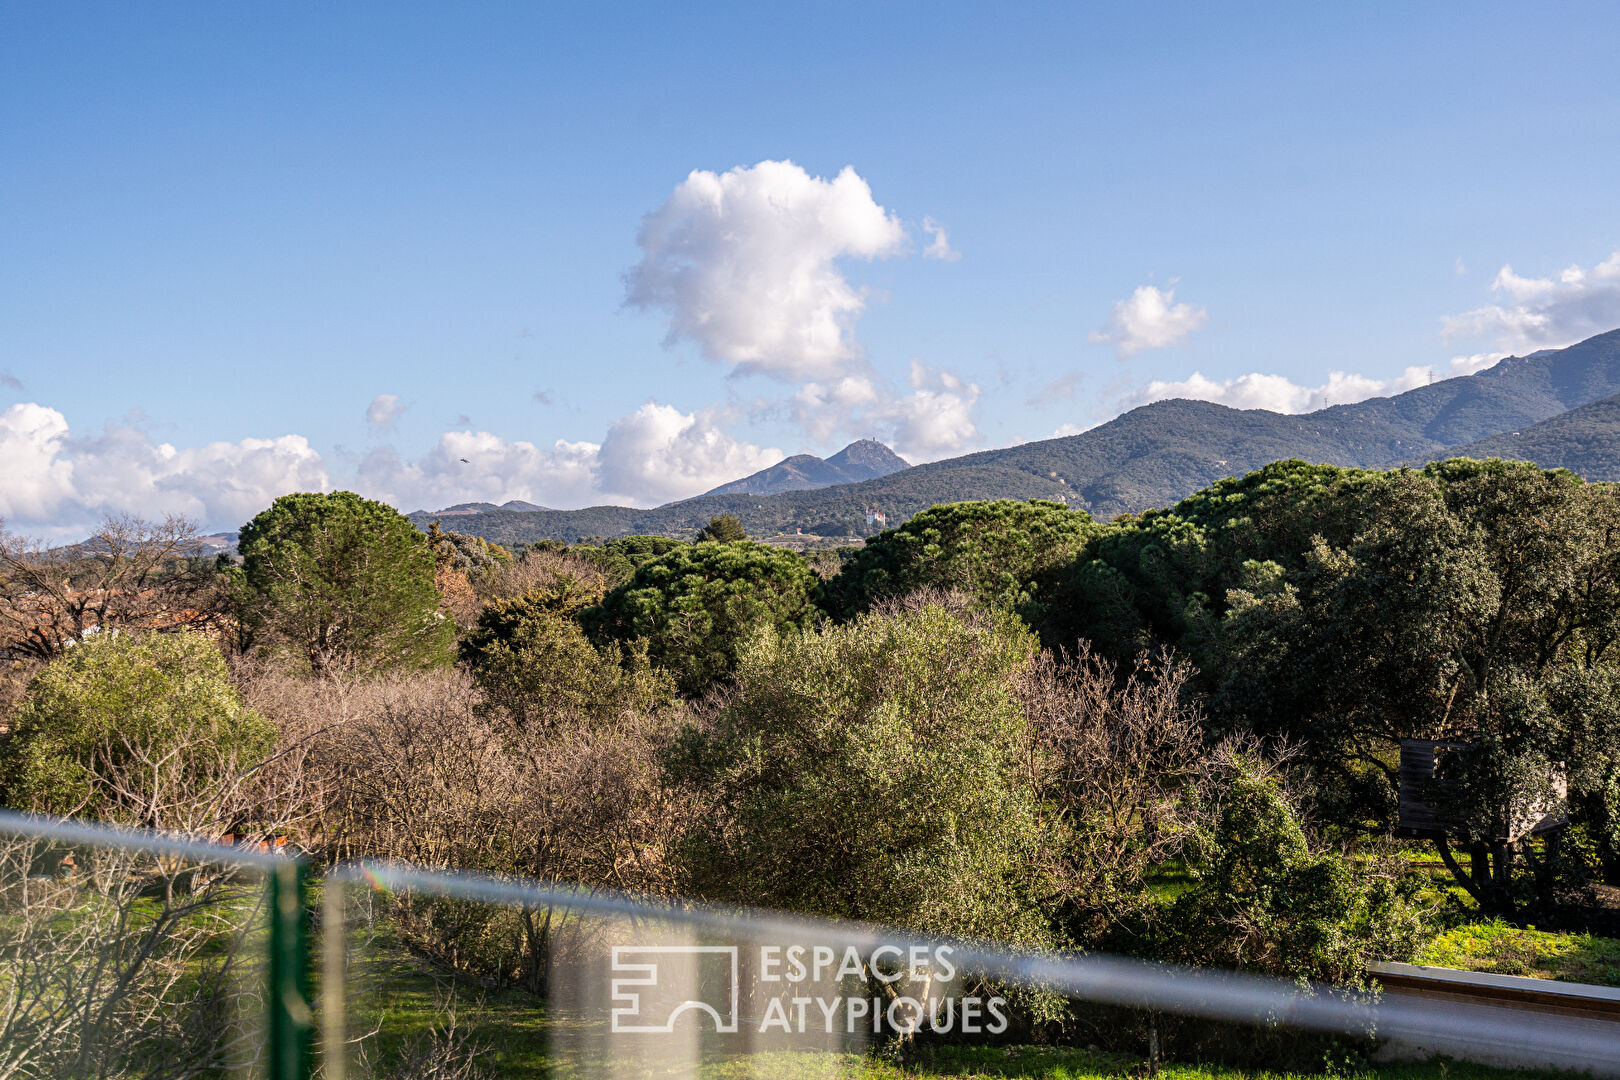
[[1413, 919, 1620, 987]]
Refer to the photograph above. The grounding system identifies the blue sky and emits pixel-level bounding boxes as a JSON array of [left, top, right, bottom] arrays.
[[3, 2, 1620, 533]]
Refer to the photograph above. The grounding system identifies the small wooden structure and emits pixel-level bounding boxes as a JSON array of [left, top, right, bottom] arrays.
[[1396, 738, 1567, 842]]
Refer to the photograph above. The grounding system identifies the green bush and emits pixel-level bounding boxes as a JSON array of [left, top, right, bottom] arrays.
[[1, 631, 274, 822], [665, 596, 1062, 949], [1149, 754, 1428, 987], [587, 534, 689, 587], [695, 514, 747, 543], [237, 491, 455, 673], [584, 541, 820, 694], [823, 500, 1097, 625], [460, 584, 672, 729]]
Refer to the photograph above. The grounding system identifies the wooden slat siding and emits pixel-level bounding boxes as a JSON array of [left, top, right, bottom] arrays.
[[1397, 739, 1466, 836], [1396, 738, 1567, 841], [1370, 961, 1620, 1023]]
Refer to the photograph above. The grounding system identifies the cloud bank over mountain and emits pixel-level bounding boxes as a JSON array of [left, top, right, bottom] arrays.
[[1445, 251, 1620, 350], [0, 394, 791, 536], [1128, 366, 1435, 414]]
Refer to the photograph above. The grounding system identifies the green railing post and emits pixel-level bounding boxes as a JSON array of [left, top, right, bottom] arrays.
[[267, 857, 314, 1080]]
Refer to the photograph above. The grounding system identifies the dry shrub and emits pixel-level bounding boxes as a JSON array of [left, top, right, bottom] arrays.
[[239, 664, 518, 869], [435, 564, 481, 628], [237, 659, 695, 893], [1017, 645, 1208, 935], [475, 548, 609, 605], [505, 704, 695, 896], [239, 659, 697, 997], [0, 833, 272, 1079], [0, 656, 42, 734]]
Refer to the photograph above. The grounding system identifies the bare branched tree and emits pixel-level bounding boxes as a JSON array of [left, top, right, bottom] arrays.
[[0, 513, 216, 659], [0, 720, 319, 1079], [474, 547, 608, 605], [1019, 645, 1208, 932]]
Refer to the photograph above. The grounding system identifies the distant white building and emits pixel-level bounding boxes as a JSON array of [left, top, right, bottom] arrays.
[[864, 507, 887, 528]]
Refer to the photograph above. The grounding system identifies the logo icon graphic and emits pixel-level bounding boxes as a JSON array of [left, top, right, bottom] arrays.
[[610, 945, 740, 1033]]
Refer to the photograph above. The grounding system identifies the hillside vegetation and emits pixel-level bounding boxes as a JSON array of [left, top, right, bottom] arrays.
[[1453, 390, 1620, 477]]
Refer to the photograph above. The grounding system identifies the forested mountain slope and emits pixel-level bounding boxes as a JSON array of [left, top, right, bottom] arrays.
[[1451, 390, 1620, 478]]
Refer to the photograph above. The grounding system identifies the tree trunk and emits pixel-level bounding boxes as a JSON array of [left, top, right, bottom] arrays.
[[521, 906, 552, 997]]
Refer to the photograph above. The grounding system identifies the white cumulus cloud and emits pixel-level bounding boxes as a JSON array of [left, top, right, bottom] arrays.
[[790, 375, 883, 442], [1090, 284, 1208, 357], [2, 397, 819, 531], [596, 402, 782, 505], [1446, 351, 1509, 377], [778, 361, 983, 460], [1127, 366, 1434, 415], [356, 402, 781, 511], [1443, 251, 1620, 350], [0, 403, 330, 535], [0, 403, 78, 523], [355, 432, 601, 513], [625, 160, 907, 381], [877, 361, 981, 461], [366, 393, 406, 430]]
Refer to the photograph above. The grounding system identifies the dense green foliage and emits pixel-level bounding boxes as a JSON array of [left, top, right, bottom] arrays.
[[0, 631, 274, 820], [695, 513, 748, 542], [460, 583, 671, 728], [238, 490, 455, 673], [1047, 459, 1381, 663], [667, 599, 1061, 948], [600, 534, 687, 572], [824, 499, 1098, 622], [1056, 457, 1620, 914], [584, 540, 822, 692], [1151, 755, 1427, 986]]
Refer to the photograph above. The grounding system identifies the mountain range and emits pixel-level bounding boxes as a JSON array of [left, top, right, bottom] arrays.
[[410, 327, 1620, 545]]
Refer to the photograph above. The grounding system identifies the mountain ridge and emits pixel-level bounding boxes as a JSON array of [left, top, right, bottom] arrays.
[[407, 328, 1620, 544]]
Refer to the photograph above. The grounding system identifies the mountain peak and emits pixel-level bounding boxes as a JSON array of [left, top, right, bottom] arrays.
[[699, 440, 910, 498], [826, 439, 910, 473]]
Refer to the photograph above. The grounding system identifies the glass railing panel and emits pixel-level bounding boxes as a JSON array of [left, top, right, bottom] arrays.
[[319, 861, 1620, 1079], [0, 811, 281, 1079], [8, 815, 1619, 1079]]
